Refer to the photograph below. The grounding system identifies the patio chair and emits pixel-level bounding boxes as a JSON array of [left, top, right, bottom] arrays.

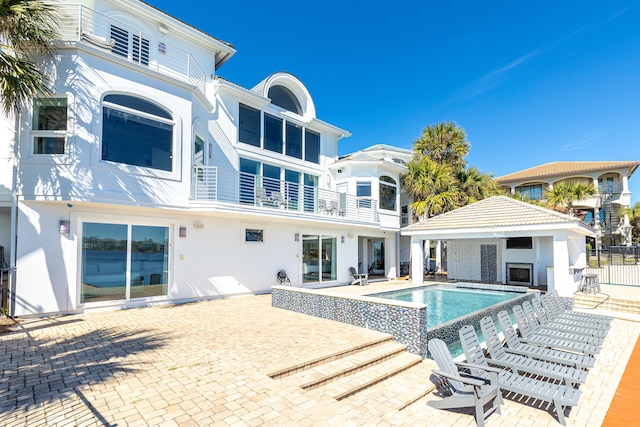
[[276, 270, 291, 286], [547, 291, 613, 325], [271, 191, 288, 209], [427, 338, 502, 427], [349, 267, 368, 286], [531, 297, 608, 336], [521, 301, 604, 346], [496, 310, 595, 370], [540, 293, 609, 330], [318, 199, 328, 214], [459, 324, 582, 425], [368, 263, 375, 275], [256, 187, 272, 206], [479, 316, 587, 388], [512, 305, 600, 356]]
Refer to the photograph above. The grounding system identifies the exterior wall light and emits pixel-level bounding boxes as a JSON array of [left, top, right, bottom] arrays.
[[59, 220, 70, 234], [294, 233, 299, 241], [179, 226, 187, 237]]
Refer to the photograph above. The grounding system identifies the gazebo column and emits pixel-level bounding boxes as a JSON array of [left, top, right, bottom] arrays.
[[551, 232, 573, 297], [411, 236, 424, 285]]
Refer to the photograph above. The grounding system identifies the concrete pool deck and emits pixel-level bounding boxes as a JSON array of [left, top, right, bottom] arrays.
[[0, 281, 638, 426]]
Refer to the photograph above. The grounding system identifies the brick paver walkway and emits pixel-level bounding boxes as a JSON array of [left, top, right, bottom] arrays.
[[0, 292, 638, 426]]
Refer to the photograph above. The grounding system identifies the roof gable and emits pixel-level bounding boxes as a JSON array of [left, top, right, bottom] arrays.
[[402, 196, 590, 232]]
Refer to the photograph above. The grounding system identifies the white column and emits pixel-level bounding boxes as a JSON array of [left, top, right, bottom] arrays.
[[424, 239, 430, 271], [551, 231, 573, 297], [411, 236, 424, 285], [622, 175, 629, 192], [435, 240, 442, 273]]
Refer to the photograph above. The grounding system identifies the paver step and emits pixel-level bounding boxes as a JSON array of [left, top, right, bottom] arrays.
[[295, 340, 409, 390], [574, 294, 640, 314], [341, 359, 438, 412], [267, 334, 393, 379], [318, 351, 423, 401]]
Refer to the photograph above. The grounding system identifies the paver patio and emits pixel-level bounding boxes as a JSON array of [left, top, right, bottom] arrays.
[[0, 285, 638, 426]]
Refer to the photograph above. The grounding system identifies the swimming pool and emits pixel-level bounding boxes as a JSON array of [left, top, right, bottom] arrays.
[[368, 284, 532, 357], [369, 284, 521, 327]]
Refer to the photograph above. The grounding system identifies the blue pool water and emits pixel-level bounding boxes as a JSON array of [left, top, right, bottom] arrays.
[[369, 284, 520, 327]]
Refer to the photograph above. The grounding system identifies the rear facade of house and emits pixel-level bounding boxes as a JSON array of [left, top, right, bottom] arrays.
[[0, 0, 405, 316]]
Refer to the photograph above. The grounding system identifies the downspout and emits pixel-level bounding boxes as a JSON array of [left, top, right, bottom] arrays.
[[8, 112, 20, 316]]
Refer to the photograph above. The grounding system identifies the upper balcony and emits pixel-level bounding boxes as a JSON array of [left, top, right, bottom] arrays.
[[193, 166, 380, 224], [58, 4, 206, 95]]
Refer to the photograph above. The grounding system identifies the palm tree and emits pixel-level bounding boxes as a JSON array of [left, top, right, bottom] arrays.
[[402, 121, 499, 220], [413, 121, 470, 172], [0, 0, 59, 116], [544, 181, 595, 216], [402, 156, 459, 220], [457, 166, 501, 205]]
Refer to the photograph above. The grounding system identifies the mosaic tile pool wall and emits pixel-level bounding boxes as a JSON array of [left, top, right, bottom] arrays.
[[272, 285, 537, 359], [426, 292, 536, 346], [272, 286, 428, 357]]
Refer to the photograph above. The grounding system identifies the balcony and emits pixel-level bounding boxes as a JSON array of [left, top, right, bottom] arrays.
[[58, 4, 206, 94], [193, 166, 379, 223]]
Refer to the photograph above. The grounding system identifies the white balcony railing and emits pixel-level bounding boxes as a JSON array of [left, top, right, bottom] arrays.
[[58, 4, 206, 94], [193, 166, 379, 223]]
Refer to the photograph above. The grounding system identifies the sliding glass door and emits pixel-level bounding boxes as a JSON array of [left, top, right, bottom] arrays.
[[302, 234, 336, 284], [81, 222, 169, 304]]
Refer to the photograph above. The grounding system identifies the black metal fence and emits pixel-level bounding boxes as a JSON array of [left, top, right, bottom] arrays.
[[586, 245, 640, 286]]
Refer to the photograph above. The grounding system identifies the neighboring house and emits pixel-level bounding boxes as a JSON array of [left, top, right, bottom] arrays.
[[401, 196, 596, 297], [0, 0, 404, 316], [496, 161, 640, 248]]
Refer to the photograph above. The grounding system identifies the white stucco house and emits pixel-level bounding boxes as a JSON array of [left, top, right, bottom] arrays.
[[401, 196, 596, 297], [0, 0, 405, 316]]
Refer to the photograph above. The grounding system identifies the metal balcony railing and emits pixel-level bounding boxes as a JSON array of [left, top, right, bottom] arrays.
[[193, 166, 379, 223], [58, 4, 206, 94], [597, 182, 624, 195]]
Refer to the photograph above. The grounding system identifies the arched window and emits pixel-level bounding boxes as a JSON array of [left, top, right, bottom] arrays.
[[102, 94, 174, 171], [268, 85, 302, 115], [379, 176, 397, 211]]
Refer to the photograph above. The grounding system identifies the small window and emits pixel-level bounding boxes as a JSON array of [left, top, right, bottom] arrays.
[[239, 104, 260, 147], [304, 129, 320, 164], [32, 97, 67, 154], [506, 237, 532, 249], [516, 184, 543, 200], [357, 182, 372, 208], [245, 228, 264, 243], [102, 94, 174, 171]]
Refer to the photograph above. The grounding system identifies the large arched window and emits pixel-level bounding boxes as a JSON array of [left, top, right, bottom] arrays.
[[268, 85, 302, 115], [102, 94, 174, 171], [379, 176, 397, 211]]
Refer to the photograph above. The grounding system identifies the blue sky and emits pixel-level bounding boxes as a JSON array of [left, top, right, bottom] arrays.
[[147, 0, 640, 203]]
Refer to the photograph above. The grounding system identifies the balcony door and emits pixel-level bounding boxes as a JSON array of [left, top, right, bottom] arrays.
[[302, 234, 337, 283]]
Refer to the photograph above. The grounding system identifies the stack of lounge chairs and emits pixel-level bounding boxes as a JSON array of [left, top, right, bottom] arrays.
[[427, 292, 612, 426]]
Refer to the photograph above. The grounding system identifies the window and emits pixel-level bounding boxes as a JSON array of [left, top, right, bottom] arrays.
[[357, 182, 372, 208], [81, 222, 169, 304], [102, 94, 174, 171], [264, 114, 283, 153], [268, 85, 302, 114], [304, 129, 320, 164], [506, 237, 532, 249], [379, 176, 397, 211], [285, 122, 303, 159], [110, 25, 149, 66], [239, 104, 260, 147], [516, 184, 543, 200], [32, 98, 67, 154], [239, 158, 260, 204], [285, 170, 300, 210], [245, 228, 264, 243]]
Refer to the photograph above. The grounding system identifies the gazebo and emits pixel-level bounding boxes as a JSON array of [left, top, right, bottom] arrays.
[[401, 196, 596, 297]]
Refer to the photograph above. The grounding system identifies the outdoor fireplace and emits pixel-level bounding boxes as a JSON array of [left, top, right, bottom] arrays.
[[506, 262, 533, 286]]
